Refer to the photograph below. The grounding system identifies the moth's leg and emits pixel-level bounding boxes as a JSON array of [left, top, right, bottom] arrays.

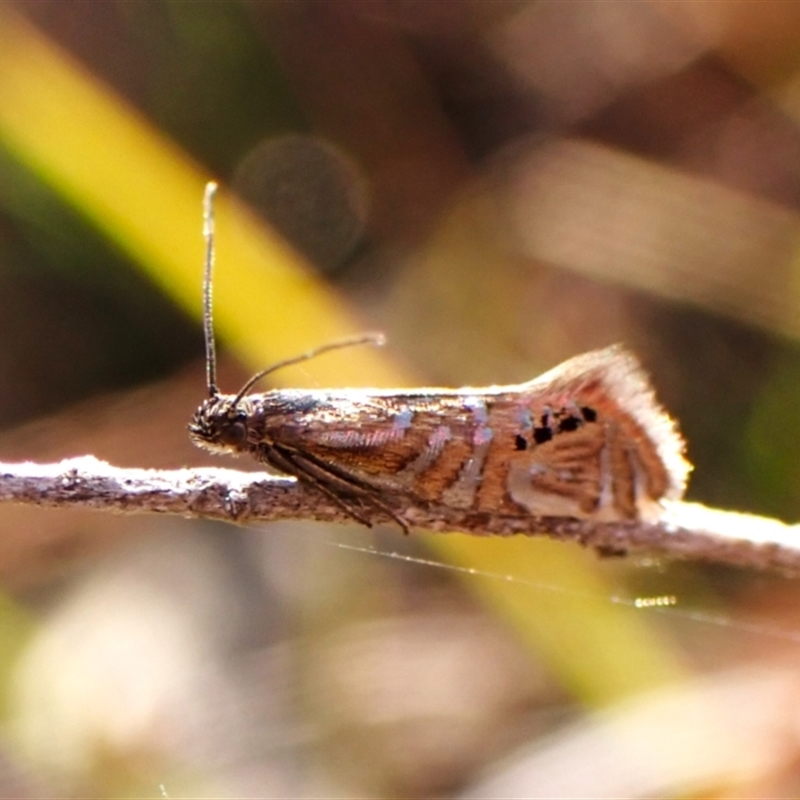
[[298, 473, 377, 529], [252, 445, 372, 526], [265, 445, 411, 534], [288, 449, 412, 534]]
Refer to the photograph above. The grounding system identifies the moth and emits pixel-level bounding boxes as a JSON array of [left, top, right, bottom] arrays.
[[190, 184, 690, 532]]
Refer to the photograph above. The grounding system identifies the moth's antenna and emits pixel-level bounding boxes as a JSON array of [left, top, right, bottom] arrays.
[[203, 181, 219, 397], [232, 333, 385, 406]]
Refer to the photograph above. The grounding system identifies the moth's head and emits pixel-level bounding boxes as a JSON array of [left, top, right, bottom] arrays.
[[189, 394, 250, 455]]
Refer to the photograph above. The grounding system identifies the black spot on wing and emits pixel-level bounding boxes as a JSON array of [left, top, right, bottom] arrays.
[[558, 415, 581, 433], [533, 427, 553, 444]]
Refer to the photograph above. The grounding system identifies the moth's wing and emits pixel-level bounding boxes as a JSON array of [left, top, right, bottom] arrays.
[[251, 347, 689, 524], [504, 346, 690, 521], [274, 394, 478, 492]]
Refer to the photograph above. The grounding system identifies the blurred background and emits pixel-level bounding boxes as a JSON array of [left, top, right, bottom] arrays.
[[1, 1, 800, 797]]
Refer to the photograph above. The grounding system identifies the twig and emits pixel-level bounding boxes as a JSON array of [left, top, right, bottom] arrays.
[[1, 456, 799, 574]]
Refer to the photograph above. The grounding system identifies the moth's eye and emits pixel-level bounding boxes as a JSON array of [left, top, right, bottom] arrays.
[[218, 420, 248, 447]]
